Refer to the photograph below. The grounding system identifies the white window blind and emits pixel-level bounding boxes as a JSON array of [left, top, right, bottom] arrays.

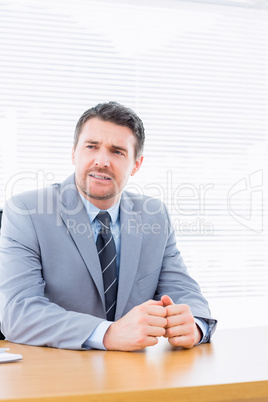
[[0, 0, 267, 329]]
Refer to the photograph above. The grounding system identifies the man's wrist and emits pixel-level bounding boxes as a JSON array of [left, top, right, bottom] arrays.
[[83, 320, 113, 350], [194, 317, 209, 345], [195, 323, 203, 345]]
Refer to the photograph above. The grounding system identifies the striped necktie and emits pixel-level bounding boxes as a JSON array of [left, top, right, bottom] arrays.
[[96, 211, 118, 321]]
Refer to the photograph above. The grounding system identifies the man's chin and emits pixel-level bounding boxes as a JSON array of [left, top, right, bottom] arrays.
[[81, 187, 118, 201], [87, 193, 115, 201], [76, 180, 121, 203]]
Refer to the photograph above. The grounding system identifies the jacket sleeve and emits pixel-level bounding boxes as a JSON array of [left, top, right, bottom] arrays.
[[0, 196, 104, 350]]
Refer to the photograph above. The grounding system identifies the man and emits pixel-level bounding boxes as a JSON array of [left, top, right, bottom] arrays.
[[0, 102, 216, 351]]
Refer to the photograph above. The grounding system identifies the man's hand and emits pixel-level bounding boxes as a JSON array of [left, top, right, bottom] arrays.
[[103, 299, 167, 351], [161, 295, 202, 348]]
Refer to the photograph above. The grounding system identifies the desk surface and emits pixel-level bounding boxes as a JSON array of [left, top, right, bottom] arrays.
[[0, 326, 268, 402]]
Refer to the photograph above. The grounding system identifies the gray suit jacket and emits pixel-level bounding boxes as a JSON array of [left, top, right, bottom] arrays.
[[0, 174, 216, 349]]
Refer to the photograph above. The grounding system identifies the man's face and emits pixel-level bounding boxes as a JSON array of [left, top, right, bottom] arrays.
[[72, 117, 143, 209]]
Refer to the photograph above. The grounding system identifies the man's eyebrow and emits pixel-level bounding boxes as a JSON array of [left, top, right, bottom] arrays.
[[111, 144, 128, 153], [84, 140, 128, 153], [84, 140, 100, 144]]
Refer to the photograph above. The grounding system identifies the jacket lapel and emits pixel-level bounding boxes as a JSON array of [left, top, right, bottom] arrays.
[[58, 174, 105, 310], [115, 192, 143, 319]]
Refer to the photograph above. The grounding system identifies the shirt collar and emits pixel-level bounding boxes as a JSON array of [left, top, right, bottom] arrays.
[[79, 193, 120, 225]]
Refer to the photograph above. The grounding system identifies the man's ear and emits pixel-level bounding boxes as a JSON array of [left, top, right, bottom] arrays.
[[131, 156, 143, 176], [71, 147, 75, 165]]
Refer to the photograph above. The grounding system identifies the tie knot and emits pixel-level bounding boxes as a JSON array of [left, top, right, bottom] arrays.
[[97, 211, 111, 233]]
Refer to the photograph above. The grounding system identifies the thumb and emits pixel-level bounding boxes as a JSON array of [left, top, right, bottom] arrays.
[[161, 295, 174, 307], [145, 299, 164, 306]]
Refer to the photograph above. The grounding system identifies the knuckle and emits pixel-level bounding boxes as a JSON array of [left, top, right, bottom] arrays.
[[188, 315, 195, 324], [160, 307, 167, 317], [185, 334, 195, 347], [136, 334, 147, 346], [165, 328, 171, 337], [165, 305, 172, 315], [166, 327, 175, 337], [186, 305, 191, 312], [136, 304, 145, 313], [189, 334, 195, 344], [184, 304, 191, 311], [137, 314, 147, 326], [159, 327, 166, 336], [168, 336, 179, 346]]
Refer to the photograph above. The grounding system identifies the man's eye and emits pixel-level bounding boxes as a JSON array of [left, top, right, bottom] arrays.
[[86, 145, 95, 149], [113, 150, 123, 155]]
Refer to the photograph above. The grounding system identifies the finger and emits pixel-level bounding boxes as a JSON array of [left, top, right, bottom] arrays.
[[165, 324, 184, 338], [166, 303, 191, 317], [132, 335, 159, 350], [145, 336, 160, 347], [165, 320, 197, 342], [147, 325, 166, 338], [161, 295, 174, 307], [146, 305, 167, 318], [166, 314, 184, 328], [144, 299, 164, 307], [168, 334, 196, 349], [166, 312, 195, 328], [148, 315, 167, 328]]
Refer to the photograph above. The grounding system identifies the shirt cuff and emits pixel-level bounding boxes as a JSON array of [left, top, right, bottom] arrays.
[[194, 317, 209, 345], [83, 321, 113, 350]]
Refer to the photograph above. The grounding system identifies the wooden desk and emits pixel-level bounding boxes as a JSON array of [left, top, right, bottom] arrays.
[[0, 327, 267, 402]]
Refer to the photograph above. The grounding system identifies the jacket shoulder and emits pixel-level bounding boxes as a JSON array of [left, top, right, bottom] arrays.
[[123, 191, 167, 215], [4, 174, 75, 212]]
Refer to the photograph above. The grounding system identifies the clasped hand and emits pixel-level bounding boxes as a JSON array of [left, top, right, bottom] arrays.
[[103, 295, 202, 351]]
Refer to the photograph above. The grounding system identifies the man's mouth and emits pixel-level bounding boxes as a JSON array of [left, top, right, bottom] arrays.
[[89, 174, 111, 181]]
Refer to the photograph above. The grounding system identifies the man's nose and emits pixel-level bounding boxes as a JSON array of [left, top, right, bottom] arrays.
[[94, 150, 110, 168]]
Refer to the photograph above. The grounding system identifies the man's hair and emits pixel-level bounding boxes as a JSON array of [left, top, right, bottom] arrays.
[[73, 101, 145, 159]]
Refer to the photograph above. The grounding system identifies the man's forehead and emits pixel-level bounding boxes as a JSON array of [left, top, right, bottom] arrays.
[[80, 119, 136, 144]]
